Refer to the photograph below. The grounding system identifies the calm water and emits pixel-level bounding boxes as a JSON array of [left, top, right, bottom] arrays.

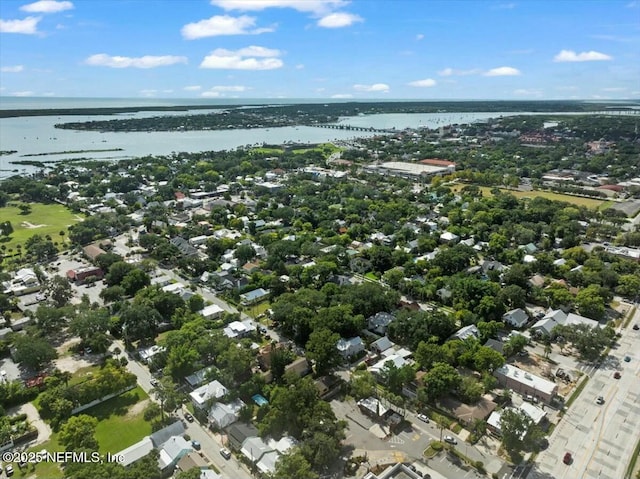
[[0, 97, 619, 179]]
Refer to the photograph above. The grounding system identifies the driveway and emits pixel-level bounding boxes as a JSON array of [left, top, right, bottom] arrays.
[[9, 402, 52, 446]]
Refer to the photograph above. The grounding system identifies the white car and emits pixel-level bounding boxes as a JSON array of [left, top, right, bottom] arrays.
[[444, 435, 457, 445], [417, 414, 429, 423]]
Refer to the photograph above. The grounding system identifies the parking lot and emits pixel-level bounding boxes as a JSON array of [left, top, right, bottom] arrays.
[[529, 314, 640, 479]]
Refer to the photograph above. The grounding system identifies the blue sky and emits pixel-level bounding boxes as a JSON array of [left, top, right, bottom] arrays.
[[1, 0, 639, 100]]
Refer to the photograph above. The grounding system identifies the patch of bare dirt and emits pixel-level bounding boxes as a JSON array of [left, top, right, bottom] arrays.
[[126, 398, 150, 419]]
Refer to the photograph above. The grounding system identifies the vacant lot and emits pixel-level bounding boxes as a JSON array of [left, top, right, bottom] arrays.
[[26, 386, 151, 478], [450, 185, 607, 209], [0, 202, 81, 253]]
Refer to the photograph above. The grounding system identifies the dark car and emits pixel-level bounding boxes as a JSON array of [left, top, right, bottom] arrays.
[[614, 371, 621, 379], [191, 440, 201, 450], [633, 324, 639, 330], [563, 452, 572, 464], [184, 412, 194, 422]]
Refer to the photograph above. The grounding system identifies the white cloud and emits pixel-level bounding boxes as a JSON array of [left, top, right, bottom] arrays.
[[181, 15, 273, 39], [85, 54, 187, 68], [602, 87, 626, 92], [20, 1, 73, 13], [1, 65, 24, 73], [318, 12, 362, 28], [201, 91, 221, 98], [438, 67, 480, 76], [0, 16, 41, 34], [416, 33, 424, 41], [513, 88, 543, 96], [200, 46, 283, 70], [484, 66, 521, 76], [209, 85, 248, 92], [408, 78, 437, 87], [331, 93, 353, 98], [353, 83, 389, 92], [11, 91, 35, 96], [184, 85, 202, 91], [211, 0, 347, 15], [555, 85, 578, 91], [553, 50, 612, 62], [295, 64, 304, 69]]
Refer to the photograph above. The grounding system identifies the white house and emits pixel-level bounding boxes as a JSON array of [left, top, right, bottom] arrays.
[[189, 380, 228, 410], [336, 337, 365, 359], [200, 304, 224, 320], [209, 398, 245, 429], [223, 319, 256, 339], [2, 268, 40, 296]]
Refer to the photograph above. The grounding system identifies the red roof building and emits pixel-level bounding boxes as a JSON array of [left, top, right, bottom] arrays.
[[419, 158, 457, 167]]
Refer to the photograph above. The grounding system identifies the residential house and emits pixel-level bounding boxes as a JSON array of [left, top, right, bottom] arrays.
[[241, 436, 277, 474], [367, 312, 395, 335], [223, 319, 256, 339], [158, 436, 192, 470], [209, 398, 245, 429], [200, 304, 224, 320], [170, 237, 199, 258], [439, 231, 460, 244], [185, 367, 214, 390], [189, 380, 228, 410], [240, 288, 270, 305], [503, 308, 529, 329], [450, 324, 480, 341], [176, 453, 220, 479], [370, 336, 394, 355], [227, 423, 259, 450], [337, 337, 365, 359]]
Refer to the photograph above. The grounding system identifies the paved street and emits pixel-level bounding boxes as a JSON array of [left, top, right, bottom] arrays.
[[176, 409, 252, 479], [528, 305, 640, 479]]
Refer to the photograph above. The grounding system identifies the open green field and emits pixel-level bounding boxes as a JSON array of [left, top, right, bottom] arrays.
[[0, 202, 81, 252], [89, 386, 151, 452], [291, 143, 342, 156], [250, 146, 284, 155], [26, 386, 151, 479], [449, 184, 607, 209]]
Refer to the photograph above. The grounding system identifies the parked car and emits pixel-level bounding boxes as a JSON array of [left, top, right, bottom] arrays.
[[417, 414, 429, 423], [191, 440, 201, 450], [524, 394, 538, 404], [184, 412, 194, 422], [624, 356, 631, 362], [596, 396, 604, 405], [220, 447, 231, 460], [444, 435, 457, 445], [150, 378, 159, 387], [633, 324, 639, 330], [614, 371, 621, 379], [563, 452, 572, 464]]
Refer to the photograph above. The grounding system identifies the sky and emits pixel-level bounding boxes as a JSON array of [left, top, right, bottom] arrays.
[[0, 0, 639, 100]]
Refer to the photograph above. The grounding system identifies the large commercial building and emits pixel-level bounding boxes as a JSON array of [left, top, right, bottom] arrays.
[[364, 161, 453, 179]]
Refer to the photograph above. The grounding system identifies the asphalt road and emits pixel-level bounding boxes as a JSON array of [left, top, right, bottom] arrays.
[[528, 306, 640, 479]]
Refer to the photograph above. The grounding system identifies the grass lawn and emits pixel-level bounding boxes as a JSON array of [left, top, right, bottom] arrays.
[[86, 386, 151, 453], [0, 202, 81, 253], [250, 147, 284, 155], [291, 143, 342, 157], [25, 387, 151, 479], [449, 184, 606, 209], [247, 301, 271, 318]]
